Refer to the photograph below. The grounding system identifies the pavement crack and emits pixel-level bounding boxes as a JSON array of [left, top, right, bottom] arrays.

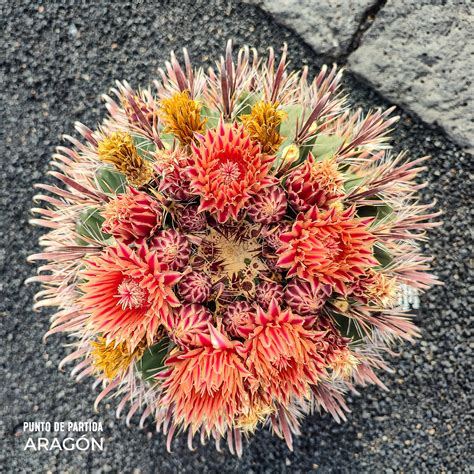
[[343, 0, 388, 62]]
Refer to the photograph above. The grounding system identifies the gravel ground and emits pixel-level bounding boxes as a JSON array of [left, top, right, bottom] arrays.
[[1, 1, 472, 473]]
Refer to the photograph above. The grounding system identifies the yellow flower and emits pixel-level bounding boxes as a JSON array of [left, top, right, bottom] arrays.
[[97, 131, 153, 187], [330, 200, 344, 213], [159, 91, 206, 145], [90, 337, 146, 380], [241, 101, 287, 154]]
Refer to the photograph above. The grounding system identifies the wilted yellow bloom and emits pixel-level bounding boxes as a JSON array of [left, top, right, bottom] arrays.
[[281, 143, 300, 165], [97, 131, 153, 187], [310, 158, 345, 196], [332, 297, 350, 313], [366, 270, 399, 308], [159, 91, 206, 145], [90, 337, 146, 380], [330, 200, 344, 213], [241, 101, 287, 154], [235, 399, 275, 433], [330, 347, 359, 380]]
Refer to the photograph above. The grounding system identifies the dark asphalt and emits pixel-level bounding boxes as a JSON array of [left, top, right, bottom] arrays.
[[1, 1, 472, 472]]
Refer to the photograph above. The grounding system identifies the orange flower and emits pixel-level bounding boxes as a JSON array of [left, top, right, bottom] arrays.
[[159, 325, 253, 435], [188, 120, 275, 223], [80, 243, 182, 349], [244, 300, 325, 405], [277, 206, 377, 294]]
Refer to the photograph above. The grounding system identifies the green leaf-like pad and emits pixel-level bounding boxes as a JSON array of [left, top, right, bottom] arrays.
[[343, 176, 365, 192], [357, 203, 393, 223], [136, 337, 173, 382], [95, 167, 127, 194], [234, 91, 262, 119], [132, 135, 156, 159], [373, 245, 393, 268], [330, 310, 370, 343], [76, 207, 109, 245], [201, 105, 221, 129], [279, 104, 303, 140], [312, 134, 344, 160]]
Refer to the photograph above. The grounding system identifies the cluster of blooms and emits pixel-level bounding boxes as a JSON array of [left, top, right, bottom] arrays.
[[29, 42, 440, 455]]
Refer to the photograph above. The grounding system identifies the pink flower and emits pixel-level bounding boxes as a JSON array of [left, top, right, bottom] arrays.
[[178, 271, 212, 303], [247, 185, 287, 224], [286, 153, 344, 212], [164, 303, 212, 348], [223, 301, 256, 338], [101, 187, 163, 244], [150, 229, 191, 271], [255, 280, 284, 309], [285, 278, 332, 315]]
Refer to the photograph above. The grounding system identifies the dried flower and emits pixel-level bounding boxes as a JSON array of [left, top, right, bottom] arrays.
[[235, 395, 274, 433], [350, 269, 399, 307], [159, 91, 206, 145], [97, 131, 153, 186], [90, 337, 146, 380], [316, 319, 358, 379], [329, 346, 359, 379], [123, 92, 158, 127], [241, 101, 287, 154]]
